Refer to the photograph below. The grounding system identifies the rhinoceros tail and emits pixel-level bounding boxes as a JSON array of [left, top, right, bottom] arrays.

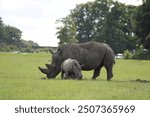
[[114, 59, 116, 64]]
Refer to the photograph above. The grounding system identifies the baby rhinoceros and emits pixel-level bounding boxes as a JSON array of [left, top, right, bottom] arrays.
[[61, 58, 83, 80]]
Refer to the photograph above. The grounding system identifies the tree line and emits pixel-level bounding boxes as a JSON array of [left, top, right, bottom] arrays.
[[0, 17, 38, 52], [56, 0, 150, 54]]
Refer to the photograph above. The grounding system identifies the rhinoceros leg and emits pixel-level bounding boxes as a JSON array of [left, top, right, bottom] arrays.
[[105, 63, 113, 80], [92, 66, 102, 79], [61, 70, 65, 79], [64, 72, 68, 79]]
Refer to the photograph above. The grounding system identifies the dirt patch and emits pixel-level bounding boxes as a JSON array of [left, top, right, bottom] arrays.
[[134, 79, 150, 83]]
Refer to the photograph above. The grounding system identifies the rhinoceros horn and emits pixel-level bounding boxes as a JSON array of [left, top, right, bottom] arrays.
[[38, 67, 49, 74], [45, 63, 51, 69]]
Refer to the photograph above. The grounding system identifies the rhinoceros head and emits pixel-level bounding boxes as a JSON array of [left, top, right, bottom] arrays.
[[39, 47, 62, 79], [38, 65, 60, 79]]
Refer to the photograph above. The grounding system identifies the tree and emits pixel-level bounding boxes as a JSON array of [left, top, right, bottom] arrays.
[[4, 25, 22, 45], [56, 0, 137, 53], [0, 17, 5, 45], [144, 32, 150, 49], [0, 17, 39, 52], [136, 0, 150, 49], [71, 2, 96, 42], [104, 2, 137, 52], [56, 16, 78, 44]]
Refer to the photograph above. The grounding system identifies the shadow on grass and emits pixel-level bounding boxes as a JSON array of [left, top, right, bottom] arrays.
[[39, 76, 150, 83]]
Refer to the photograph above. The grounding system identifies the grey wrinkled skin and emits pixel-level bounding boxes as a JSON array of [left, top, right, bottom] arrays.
[[61, 58, 83, 80], [39, 41, 115, 80]]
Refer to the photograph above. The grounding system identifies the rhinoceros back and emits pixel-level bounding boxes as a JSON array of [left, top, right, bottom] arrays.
[[57, 41, 114, 70]]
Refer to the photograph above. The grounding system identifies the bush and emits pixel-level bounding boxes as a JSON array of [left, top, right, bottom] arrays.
[[20, 47, 34, 53], [133, 50, 150, 60], [124, 45, 150, 60], [123, 49, 133, 59], [0, 45, 11, 51]]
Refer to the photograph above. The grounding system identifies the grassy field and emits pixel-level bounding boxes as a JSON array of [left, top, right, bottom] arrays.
[[0, 52, 150, 100]]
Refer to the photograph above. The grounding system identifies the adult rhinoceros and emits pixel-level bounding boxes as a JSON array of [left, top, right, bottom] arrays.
[[39, 41, 115, 80]]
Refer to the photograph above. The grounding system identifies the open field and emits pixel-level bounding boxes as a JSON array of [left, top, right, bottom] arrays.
[[0, 52, 150, 100]]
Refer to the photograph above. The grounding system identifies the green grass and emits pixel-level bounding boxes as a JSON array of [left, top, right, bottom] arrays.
[[0, 52, 150, 100]]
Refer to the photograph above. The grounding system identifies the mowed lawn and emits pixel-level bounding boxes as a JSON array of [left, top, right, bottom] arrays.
[[0, 52, 150, 100]]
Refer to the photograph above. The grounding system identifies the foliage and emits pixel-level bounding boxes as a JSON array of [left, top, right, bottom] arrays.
[[56, 16, 78, 44], [133, 50, 150, 60], [0, 17, 38, 52], [20, 40, 38, 48], [124, 46, 150, 60], [132, 46, 150, 60], [0, 53, 150, 99], [0, 44, 20, 51], [144, 32, 150, 49], [123, 49, 133, 59], [20, 47, 34, 53], [0, 44, 11, 51], [135, 0, 150, 49], [56, 0, 137, 53], [0, 17, 22, 46]]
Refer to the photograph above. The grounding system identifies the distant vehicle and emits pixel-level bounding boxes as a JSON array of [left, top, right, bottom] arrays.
[[115, 53, 123, 59]]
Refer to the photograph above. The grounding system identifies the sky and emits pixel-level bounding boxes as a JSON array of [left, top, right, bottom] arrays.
[[0, 0, 142, 47]]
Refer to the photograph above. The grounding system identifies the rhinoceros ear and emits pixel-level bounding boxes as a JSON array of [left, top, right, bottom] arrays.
[[49, 48, 57, 54], [38, 67, 49, 74]]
